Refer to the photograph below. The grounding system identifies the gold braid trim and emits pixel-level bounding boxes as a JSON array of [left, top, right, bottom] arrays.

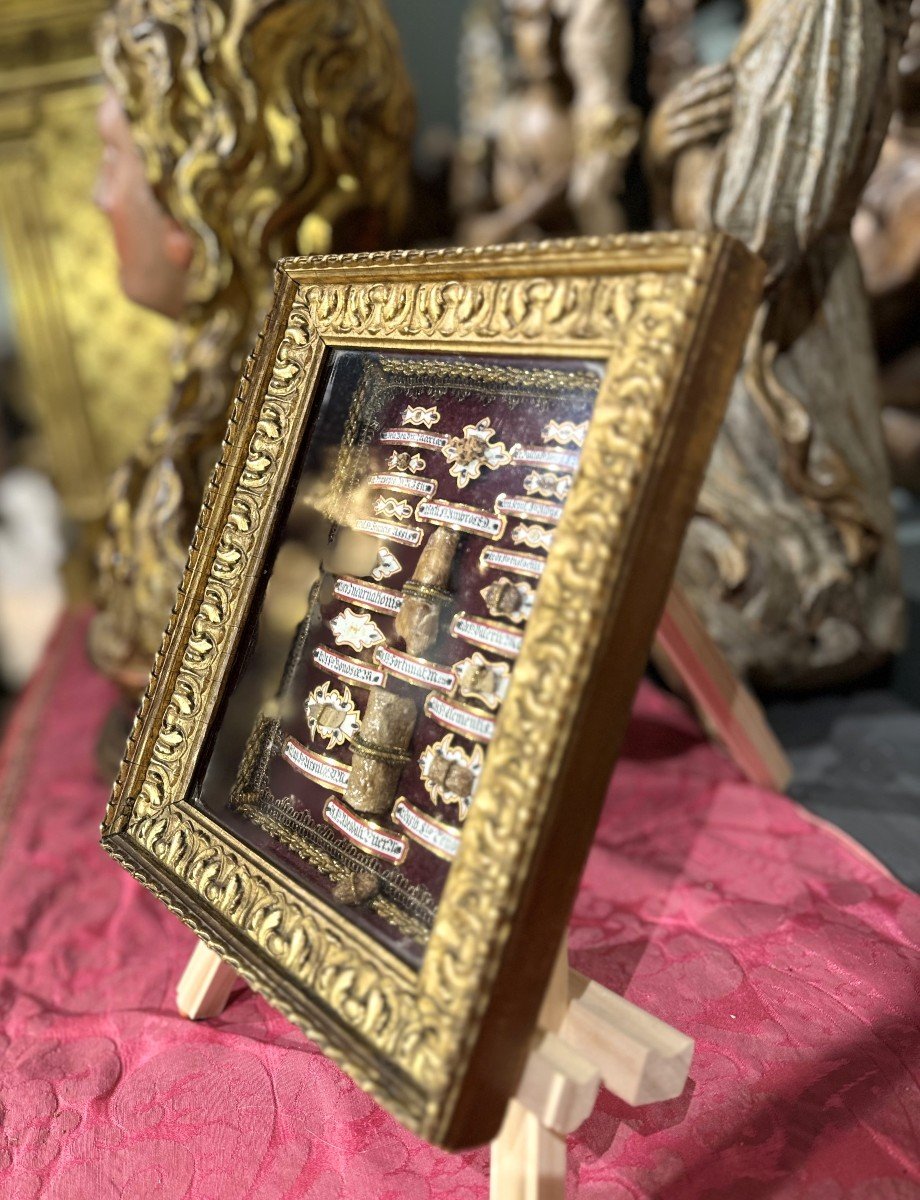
[[233, 794, 433, 946]]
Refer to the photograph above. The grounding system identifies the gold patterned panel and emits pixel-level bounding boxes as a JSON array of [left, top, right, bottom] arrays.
[[0, 2, 172, 538]]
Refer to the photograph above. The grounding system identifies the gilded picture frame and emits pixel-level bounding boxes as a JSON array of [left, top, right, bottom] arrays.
[[101, 235, 762, 1149]]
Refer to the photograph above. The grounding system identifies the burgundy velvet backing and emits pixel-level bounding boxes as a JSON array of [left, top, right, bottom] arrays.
[[1, 612, 918, 1198]]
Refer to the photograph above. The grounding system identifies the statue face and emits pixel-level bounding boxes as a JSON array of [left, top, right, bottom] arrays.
[[94, 89, 193, 319], [505, 0, 555, 82]]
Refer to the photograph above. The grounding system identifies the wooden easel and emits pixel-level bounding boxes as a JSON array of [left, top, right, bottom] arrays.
[[655, 585, 791, 791], [178, 934, 693, 1199], [487, 937, 693, 1198], [175, 584, 786, 1196]]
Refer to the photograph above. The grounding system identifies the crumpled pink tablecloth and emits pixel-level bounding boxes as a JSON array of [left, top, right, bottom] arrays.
[[1, 613, 919, 1199]]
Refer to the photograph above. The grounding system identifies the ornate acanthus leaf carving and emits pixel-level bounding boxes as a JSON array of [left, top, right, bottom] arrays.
[[127, 301, 316, 825], [299, 266, 698, 347]]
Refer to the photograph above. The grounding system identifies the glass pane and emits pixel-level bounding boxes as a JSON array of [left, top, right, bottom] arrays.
[[196, 348, 603, 968]]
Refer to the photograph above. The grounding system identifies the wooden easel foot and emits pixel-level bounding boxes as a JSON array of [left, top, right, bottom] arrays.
[[562, 969, 693, 1107], [490, 1099, 567, 1200], [176, 941, 238, 1019], [489, 938, 693, 1199], [655, 583, 791, 792], [179, 937, 691, 1200]]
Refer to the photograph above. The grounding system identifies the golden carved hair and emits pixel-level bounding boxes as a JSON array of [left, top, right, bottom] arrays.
[[90, 0, 414, 686]]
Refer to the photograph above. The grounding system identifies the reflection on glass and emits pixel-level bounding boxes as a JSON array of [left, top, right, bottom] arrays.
[[197, 349, 602, 968]]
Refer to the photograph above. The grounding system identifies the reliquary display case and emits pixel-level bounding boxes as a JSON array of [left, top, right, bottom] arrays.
[[101, 236, 763, 1148]]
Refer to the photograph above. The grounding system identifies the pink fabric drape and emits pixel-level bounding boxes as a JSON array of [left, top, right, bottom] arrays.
[[1, 613, 918, 1198]]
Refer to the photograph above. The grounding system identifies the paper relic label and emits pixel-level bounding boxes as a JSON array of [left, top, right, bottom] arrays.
[[479, 546, 546, 578], [313, 645, 385, 689], [354, 518, 424, 546], [323, 797, 409, 864], [282, 737, 351, 792], [374, 646, 456, 693], [370, 472, 437, 498], [494, 493, 564, 525], [511, 444, 581, 472], [380, 428, 448, 451], [415, 499, 506, 541], [424, 693, 496, 743], [392, 797, 461, 861], [450, 612, 523, 659], [334, 576, 404, 614]]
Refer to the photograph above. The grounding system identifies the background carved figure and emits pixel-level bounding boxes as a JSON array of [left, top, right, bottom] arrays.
[[642, 0, 746, 105], [88, 0, 414, 691], [649, 0, 909, 688], [643, 0, 700, 103], [854, 1, 920, 490], [0, 0, 176, 593], [453, 0, 639, 245]]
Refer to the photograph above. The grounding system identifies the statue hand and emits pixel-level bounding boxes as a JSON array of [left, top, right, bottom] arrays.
[[648, 63, 734, 168]]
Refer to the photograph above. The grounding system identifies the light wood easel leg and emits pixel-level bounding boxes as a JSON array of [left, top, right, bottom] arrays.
[[654, 583, 791, 791], [176, 942, 238, 1019], [490, 1100, 567, 1200], [182, 937, 691, 1200], [489, 937, 693, 1198]]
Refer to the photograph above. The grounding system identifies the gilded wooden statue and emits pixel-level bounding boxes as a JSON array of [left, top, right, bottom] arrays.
[[649, 0, 909, 688], [88, 0, 414, 692], [0, 0, 175, 582], [643, 0, 698, 103], [453, 0, 639, 245]]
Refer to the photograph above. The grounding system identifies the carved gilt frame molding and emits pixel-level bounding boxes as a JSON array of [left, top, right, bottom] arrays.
[[101, 234, 762, 1148]]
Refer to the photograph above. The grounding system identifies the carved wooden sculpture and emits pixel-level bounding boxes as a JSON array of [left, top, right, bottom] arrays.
[[854, 1, 920, 489], [0, 0, 174, 573], [454, 0, 639, 245], [88, 0, 413, 692], [649, 0, 909, 688], [643, 0, 698, 103]]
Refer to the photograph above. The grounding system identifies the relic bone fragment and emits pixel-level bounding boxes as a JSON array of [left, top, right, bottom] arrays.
[[343, 688, 417, 815], [333, 869, 379, 906], [371, 546, 402, 581], [419, 734, 485, 820], [454, 652, 511, 710], [480, 576, 535, 624], [441, 419, 513, 488], [395, 526, 460, 656], [330, 608, 386, 653], [304, 682, 360, 749], [386, 451, 426, 474]]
